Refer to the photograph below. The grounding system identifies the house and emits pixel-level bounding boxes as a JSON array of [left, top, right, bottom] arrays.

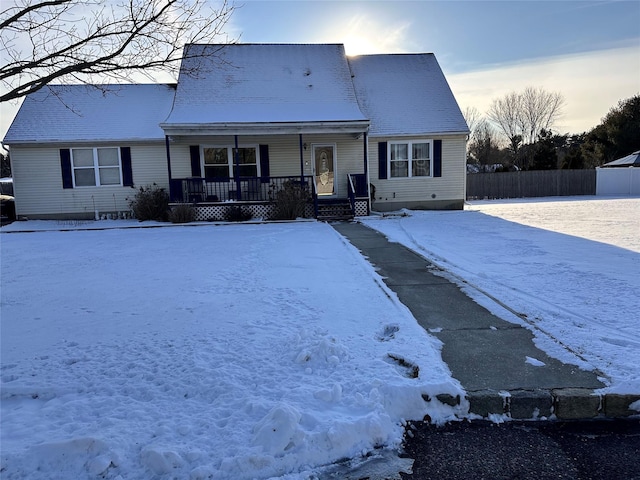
[[3, 44, 469, 221]]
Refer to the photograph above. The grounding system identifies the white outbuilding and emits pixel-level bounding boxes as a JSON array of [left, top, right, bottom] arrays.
[[596, 151, 640, 196]]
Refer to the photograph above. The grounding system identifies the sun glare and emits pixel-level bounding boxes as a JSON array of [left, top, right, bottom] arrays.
[[343, 35, 382, 56], [319, 14, 410, 56]]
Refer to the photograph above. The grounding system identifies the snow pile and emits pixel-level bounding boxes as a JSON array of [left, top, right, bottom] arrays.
[[363, 196, 640, 393], [1, 222, 464, 479]]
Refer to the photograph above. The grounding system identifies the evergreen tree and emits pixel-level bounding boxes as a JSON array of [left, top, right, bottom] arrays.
[[582, 95, 640, 166]]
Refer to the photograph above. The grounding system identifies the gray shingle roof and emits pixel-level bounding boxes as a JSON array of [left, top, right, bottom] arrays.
[[3, 84, 176, 144], [4, 46, 470, 143], [162, 44, 367, 126], [348, 54, 469, 137]]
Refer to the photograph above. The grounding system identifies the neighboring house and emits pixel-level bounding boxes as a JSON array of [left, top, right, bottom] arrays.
[[3, 43, 469, 220]]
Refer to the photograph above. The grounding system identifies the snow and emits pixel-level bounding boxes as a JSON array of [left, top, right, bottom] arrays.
[[165, 44, 367, 125], [2, 196, 638, 478], [1, 221, 464, 479], [362, 196, 640, 394], [348, 54, 469, 136], [3, 84, 175, 144], [525, 356, 546, 367]]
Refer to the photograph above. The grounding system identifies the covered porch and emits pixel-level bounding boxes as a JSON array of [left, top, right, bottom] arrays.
[[162, 127, 372, 221], [168, 173, 369, 221]]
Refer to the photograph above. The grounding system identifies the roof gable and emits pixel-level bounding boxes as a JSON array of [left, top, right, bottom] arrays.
[[348, 54, 469, 137], [4, 46, 469, 143], [3, 84, 176, 144], [162, 44, 368, 127]]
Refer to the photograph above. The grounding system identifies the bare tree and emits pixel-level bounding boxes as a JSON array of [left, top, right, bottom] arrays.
[[463, 106, 482, 137], [467, 118, 503, 168], [487, 86, 564, 162], [487, 91, 523, 157], [0, 0, 235, 103], [520, 86, 564, 143]]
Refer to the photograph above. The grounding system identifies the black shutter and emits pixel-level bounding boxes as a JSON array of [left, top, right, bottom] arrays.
[[190, 145, 201, 177], [433, 140, 442, 177], [378, 142, 388, 179], [120, 147, 134, 186], [259, 144, 270, 183], [60, 149, 73, 189]]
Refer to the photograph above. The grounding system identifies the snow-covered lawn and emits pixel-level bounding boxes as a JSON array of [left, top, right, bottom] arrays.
[[2, 195, 638, 479], [1, 221, 462, 480], [362, 196, 640, 394]]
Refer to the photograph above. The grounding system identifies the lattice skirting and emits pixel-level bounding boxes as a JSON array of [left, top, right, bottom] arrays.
[[172, 201, 364, 221], [180, 202, 316, 221], [354, 200, 369, 216]]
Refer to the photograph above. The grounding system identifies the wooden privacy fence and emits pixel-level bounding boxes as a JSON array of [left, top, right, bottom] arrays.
[[467, 169, 596, 200]]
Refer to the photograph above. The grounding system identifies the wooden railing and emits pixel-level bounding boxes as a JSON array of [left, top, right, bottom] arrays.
[[348, 173, 368, 197], [170, 176, 314, 203], [347, 173, 369, 216]]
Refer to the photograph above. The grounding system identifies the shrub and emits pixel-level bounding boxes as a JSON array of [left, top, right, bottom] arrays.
[[168, 203, 197, 224], [269, 181, 311, 220], [128, 184, 169, 222], [224, 205, 253, 222]]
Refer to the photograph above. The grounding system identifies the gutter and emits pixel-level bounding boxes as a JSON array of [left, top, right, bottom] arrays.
[[160, 120, 371, 136], [3, 138, 166, 147]]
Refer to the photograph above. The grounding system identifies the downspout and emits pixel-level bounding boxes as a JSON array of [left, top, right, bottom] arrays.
[[234, 135, 241, 200]]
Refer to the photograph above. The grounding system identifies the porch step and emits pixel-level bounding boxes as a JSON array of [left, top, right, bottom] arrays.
[[316, 200, 354, 221]]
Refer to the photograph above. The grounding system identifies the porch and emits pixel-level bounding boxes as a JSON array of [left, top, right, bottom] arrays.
[[169, 173, 370, 221]]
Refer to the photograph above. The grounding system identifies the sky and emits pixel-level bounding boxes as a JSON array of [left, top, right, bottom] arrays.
[[1, 0, 639, 141]]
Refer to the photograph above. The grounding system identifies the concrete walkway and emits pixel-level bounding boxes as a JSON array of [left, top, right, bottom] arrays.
[[332, 221, 638, 420]]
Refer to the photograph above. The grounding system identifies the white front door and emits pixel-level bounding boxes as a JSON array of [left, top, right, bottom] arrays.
[[313, 144, 335, 196]]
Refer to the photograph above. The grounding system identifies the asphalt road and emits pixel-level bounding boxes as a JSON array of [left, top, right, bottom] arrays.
[[400, 419, 640, 480]]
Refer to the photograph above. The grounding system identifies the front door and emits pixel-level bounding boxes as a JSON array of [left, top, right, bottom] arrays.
[[313, 145, 335, 196]]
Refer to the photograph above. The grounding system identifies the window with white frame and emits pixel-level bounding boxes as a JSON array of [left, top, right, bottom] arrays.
[[71, 147, 122, 186], [389, 140, 432, 178], [203, 146, 258, 178]]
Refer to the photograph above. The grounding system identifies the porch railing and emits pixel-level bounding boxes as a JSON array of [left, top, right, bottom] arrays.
[[170, 176, 314, 204], [347, 173, 369, 216], [349, 173, 369, 197]]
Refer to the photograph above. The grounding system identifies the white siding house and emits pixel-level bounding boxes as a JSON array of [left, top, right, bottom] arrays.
[[3, 44, 469, 220], [4, 84, 176, 219], [348, 54, 469, 211]]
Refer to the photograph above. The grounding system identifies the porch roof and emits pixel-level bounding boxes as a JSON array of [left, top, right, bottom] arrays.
[[161, 44, 369, 135]]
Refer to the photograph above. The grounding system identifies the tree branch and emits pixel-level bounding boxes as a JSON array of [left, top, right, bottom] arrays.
[[0, 0, 236, 103]]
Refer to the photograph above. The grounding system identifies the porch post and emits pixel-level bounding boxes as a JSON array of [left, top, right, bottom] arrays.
[[363, 131, 370, 215], [363, 131, 368, 183], [165, 135, 175, 201], [299, 134, 305, 185], [165, 135, 173, 181], [234, 135, 241, 200]]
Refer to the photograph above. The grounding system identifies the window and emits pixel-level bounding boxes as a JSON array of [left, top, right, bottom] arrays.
[[203, 146, 258, 178], [389, 141, 431, 178], [204, 148, 229, 178], [71, 147, 122, 186]]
